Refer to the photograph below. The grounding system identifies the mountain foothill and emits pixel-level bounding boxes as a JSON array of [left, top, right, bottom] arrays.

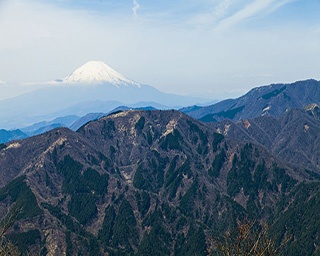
[[0, 61, 319, 255]]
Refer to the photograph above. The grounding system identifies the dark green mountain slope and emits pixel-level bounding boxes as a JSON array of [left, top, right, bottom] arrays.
[[270, 181, 320, 255], [0, 110, 317, 255]]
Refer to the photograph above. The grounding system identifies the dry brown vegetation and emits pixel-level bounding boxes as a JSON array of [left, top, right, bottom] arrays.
[[0, 208, 21, 256], [208, 219, 291, 256]]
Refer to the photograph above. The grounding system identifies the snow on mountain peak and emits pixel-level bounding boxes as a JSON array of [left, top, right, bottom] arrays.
[[63, 61, 139, 86]]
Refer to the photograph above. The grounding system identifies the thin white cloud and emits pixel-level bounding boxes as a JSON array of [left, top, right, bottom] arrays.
[[215, 0, 295, 30], [190, 0, 234, 26], [132, 0, 140, 17], [213, 0, 234, 19], [266, 0, 297, 14]]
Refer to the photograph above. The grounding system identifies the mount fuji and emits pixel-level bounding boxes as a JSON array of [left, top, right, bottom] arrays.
[[63, 61, 140, 86], [0, 61, 211, 129]]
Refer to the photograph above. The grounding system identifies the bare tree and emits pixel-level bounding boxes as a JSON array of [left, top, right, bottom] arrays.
[[208, 219, 291, 256], [0, 207, 22, 256]]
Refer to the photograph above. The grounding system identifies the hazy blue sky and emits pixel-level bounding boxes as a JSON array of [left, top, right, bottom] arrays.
[[0, 0, 319, 99]]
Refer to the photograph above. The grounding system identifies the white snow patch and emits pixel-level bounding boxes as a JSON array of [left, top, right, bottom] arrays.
[[262, 106, 271, 112], [261, 106, 271, 116]]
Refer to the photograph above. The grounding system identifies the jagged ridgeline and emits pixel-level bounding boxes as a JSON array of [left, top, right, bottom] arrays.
[[0, 110, 318, 255]]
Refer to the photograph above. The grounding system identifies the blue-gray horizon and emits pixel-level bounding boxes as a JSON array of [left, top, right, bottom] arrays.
[[0, 0, 319, 99]]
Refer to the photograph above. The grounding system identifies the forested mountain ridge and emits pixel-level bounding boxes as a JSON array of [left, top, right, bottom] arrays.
[[0, 110, 318, 255], [210, 106, 320, 174]]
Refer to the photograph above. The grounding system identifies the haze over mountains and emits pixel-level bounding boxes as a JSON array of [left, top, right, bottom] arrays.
[[1, 60, 320, 255], [1, 77, 320, 144], [0, 61, 211, 129]]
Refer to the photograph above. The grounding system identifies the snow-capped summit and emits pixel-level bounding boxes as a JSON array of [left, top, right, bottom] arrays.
[[63, 61, 139, 87]]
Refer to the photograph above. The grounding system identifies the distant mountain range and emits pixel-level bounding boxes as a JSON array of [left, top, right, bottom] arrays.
[[183, 79, 320, 122], [0, 61, 212, 129], [0, 129, 27, 143], [1, 78, 319, 144], [0, 106, 158, 143], [20, 115, 79, 135]]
